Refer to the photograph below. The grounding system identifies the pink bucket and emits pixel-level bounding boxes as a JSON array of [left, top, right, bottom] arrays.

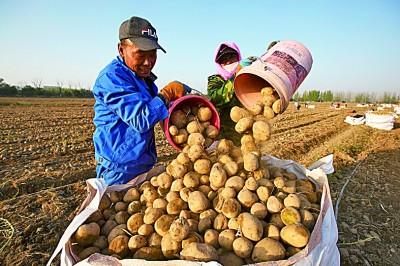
[[234, 40, 313, 112], [163, 95, 220, 151]]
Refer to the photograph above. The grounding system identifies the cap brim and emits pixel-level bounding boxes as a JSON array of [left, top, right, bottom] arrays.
[[129, 37, 166, 53]]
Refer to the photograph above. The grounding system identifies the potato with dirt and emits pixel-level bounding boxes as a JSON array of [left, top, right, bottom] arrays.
[[251, 237, 286, 262], [180, 242, 218, 262], [75, 222, 100, 246]]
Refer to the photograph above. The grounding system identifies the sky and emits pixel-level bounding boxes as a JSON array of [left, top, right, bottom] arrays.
[[0, 0, 399, 94]]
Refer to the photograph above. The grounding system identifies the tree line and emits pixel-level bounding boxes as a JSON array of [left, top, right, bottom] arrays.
[[0, 78, 93, 98], [292, 90, 399, 104]]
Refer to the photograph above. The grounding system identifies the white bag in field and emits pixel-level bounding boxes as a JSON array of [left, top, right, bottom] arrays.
[[344, 115, 365, 126], [48, 155, 340, 266], [365, 112, 395, 130]]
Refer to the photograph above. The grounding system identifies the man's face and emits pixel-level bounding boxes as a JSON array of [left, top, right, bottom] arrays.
[[118, 40, 157, 78]]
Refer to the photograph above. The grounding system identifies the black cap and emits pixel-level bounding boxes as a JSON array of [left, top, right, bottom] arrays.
[[216, 45, 238, 62], [119, 16, 166, 53]]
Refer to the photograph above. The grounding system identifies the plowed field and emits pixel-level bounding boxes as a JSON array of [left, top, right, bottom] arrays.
[[0, 98, 399, 265]]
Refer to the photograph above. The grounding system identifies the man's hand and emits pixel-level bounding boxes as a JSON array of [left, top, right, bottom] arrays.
[[159, 81, 192, 104]]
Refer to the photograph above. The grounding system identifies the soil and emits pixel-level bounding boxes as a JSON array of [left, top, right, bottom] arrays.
[[0, 98, 399, 265]]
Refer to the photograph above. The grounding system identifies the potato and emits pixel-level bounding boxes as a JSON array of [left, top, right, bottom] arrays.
[[170, 179, 184, 192], [109, 235, 129, 257], [126, 213, 144, 234], [87, 235, 106, 251], [140, 188, 158, 205], [133, 246, 165, 260], [204, 137, 214, 148], [300, 209, 316, 230], [217, 139, 234, 154], [198, 217, 212, 234], [188, 191, 209, 213], [252, 120, 271, 141], [272, 99, 282, 114], [238, 213, 263, 242], [151, 198, 167, 210], [263, 93, 278, 107], [204, 229, 219, 248], [205, 125, 219, 138], [276, 191, 288, 201], [198, 185, 212, 196], [161, 234, 181, 259], [154, 214, 175, 237], [127, 235, 147, 252], [267, 196, 284, 213], [143, 207, 163, 225], [223, 161, 239, 176], [86, 210, 103, 223], [228, 218, 240, 230], [221, 198, 241, 218], [114, 202, 127, 212], [284, 193, 301, 208], [106, 224, 126, 244], [280, 224, 310, 248], [182, 232, 203, 249], [170, 110, 188, 129], [210, 163, 228, 188], [218, 251, 244, 266], [155, 173, 172, 190], [235, 117, 254, 134], [110, 191, 123, 203], [188, 144, 204, 161], [75, 222, 100, 246], [135, 224, 153, 237], [261, 86, 274, 96], [240, 140, 258, 155], [192, 159, 211, 175], [225, 176, 245, 192], [245, 177, 258, 191], [183, 171, 200, 188], [280, 207, 301, 226], [249, 102, 264, 115], [167, 198, 187, 215], [148, 232, 163, 247], [264, 223, 280, 241], [286, 246, 303, 257], [169, 217, 190, 241], [251, 237, 285, 262], [256, 186, 271, 203], [213, 213, 228, 231], [250, 202, 268, 219], [218, 229, 236, 251], [173, 129, 189, 144], [126, 201, 141, 215], [197, 106, 212, 122], [188, 132, 205, 146], [187, 120, 204, 134], [243, 153, 259, 171], [99, 194, 112, 210], [78, 246, 100, 260], [180, 242, 218, 262], [230, 106, 251, 123], [165, 192, 179, 203], [169, 125, 179, 136], [237, 189, 258, 208], [166, 162, 187, 179], [179, 188, 191, 202], [232, 237, 253, 258], [187, 219, 199, 231], [220, 187, 236, 199], [115, 211, 129, 225]]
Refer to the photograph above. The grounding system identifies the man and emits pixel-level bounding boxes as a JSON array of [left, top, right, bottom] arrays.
[[92, 16, 189, 185]]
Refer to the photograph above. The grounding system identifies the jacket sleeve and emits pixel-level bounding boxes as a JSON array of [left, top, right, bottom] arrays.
[[94, 72, 169, 133], [207, 74, 235, 107]]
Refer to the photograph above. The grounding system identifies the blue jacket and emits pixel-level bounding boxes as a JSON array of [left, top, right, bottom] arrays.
[[92, 57, 168, 184]]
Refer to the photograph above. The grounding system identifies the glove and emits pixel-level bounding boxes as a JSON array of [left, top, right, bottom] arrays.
[[159, 81, 192, 104]]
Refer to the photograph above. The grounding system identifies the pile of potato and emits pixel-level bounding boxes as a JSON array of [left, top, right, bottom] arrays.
[[248, 86, 283, 119], [168, 104, 219, 149], [72, 132, 321, 264]]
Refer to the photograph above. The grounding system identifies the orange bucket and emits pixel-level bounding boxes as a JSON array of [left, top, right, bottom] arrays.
[[234, 40, 313, 112]]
